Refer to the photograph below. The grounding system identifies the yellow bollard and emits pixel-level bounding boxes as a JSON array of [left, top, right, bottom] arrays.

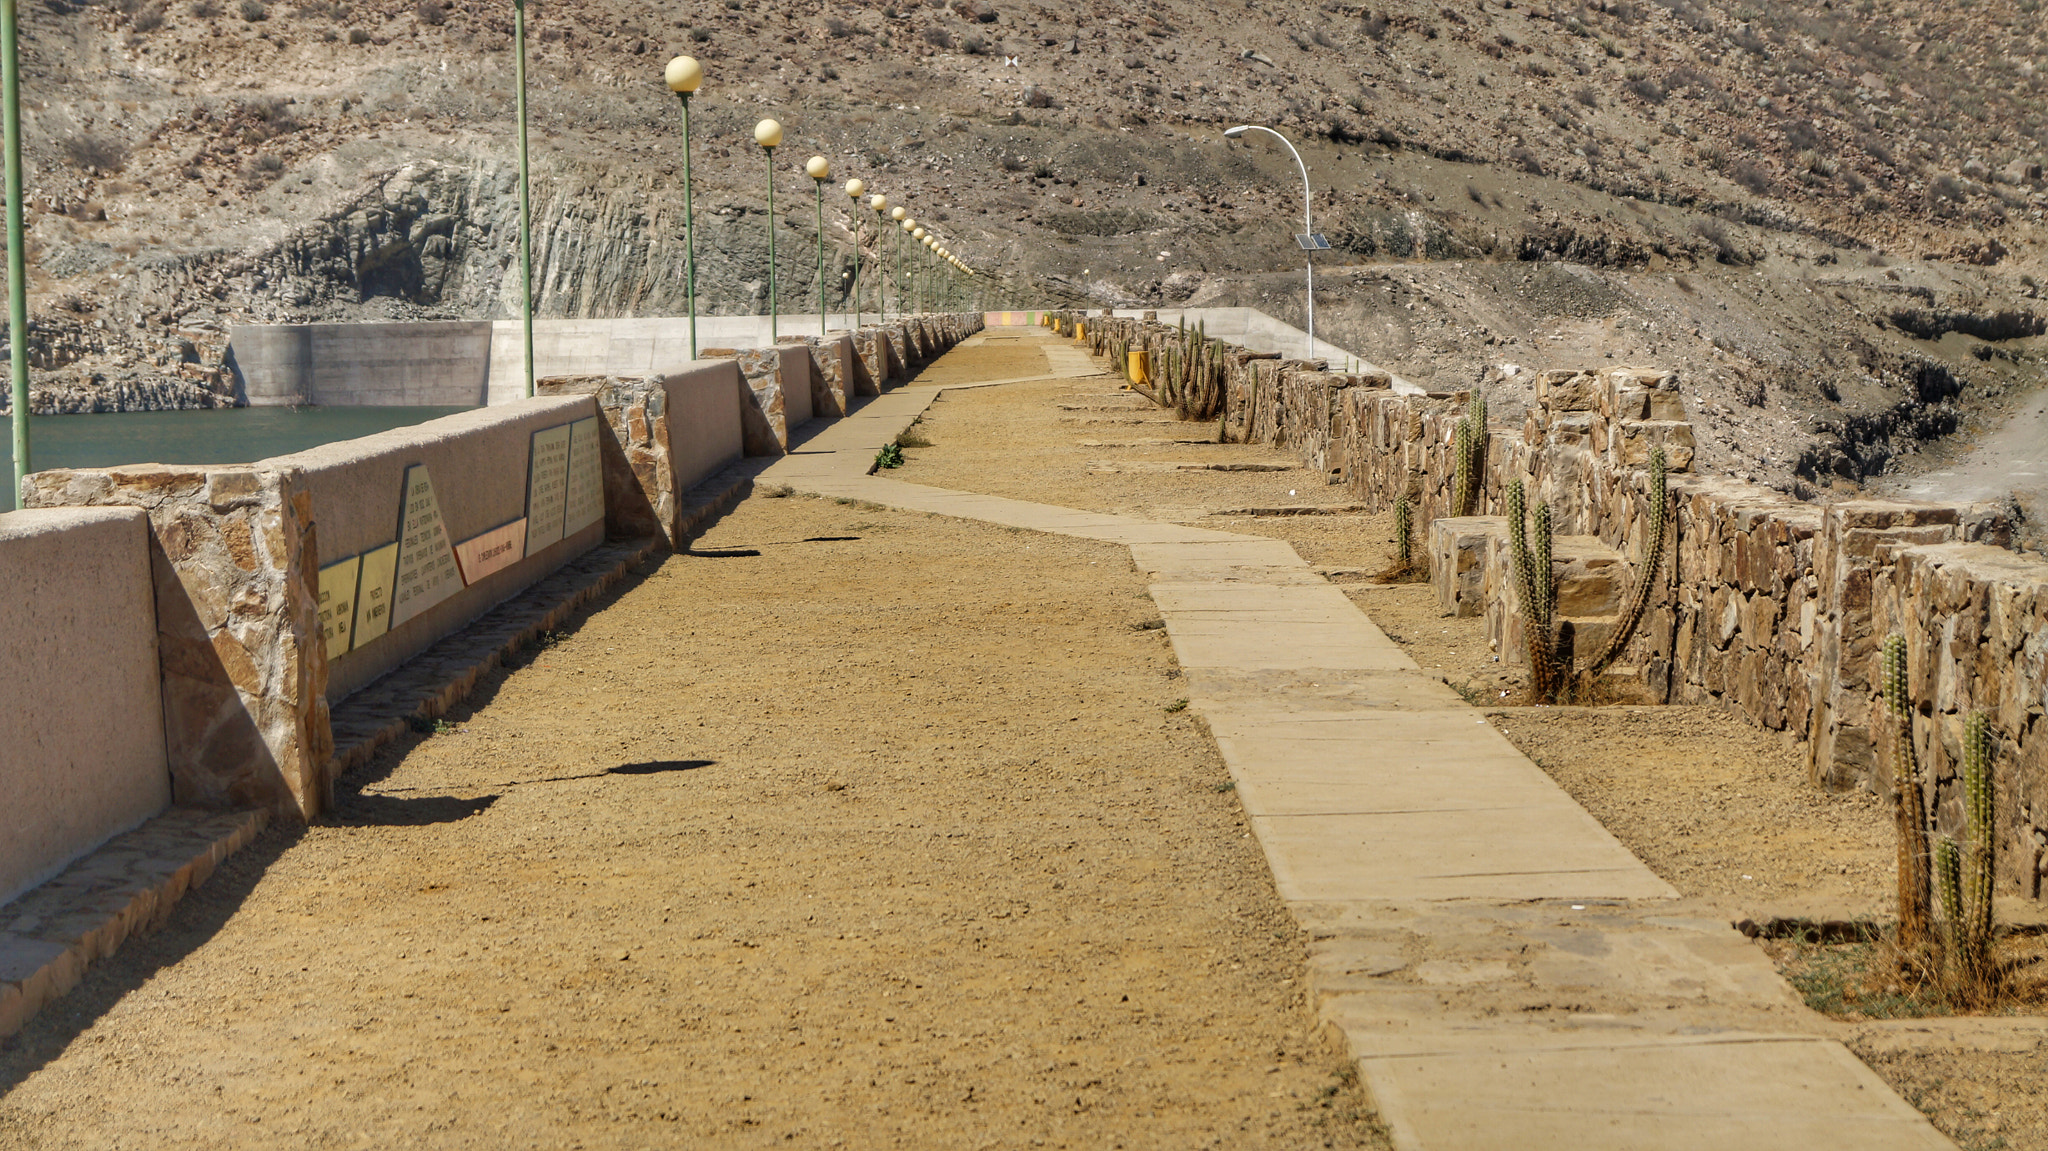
[[1126, 348, 1149, 388], [1075, 321, 1086, 341]]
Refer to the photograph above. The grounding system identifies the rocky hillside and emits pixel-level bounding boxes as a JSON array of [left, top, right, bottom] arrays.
[[5, 0, 2046, 510]]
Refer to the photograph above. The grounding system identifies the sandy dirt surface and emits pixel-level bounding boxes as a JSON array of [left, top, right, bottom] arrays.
[[0, 491, 1385, 1149], [1485, 707, 1893, 914], [901, 341, 2047, 1149]]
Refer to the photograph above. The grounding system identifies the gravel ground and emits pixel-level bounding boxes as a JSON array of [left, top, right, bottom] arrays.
[[0, 489, 1385, 1150]]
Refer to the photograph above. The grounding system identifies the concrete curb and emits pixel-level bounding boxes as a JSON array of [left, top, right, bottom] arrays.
[[0, 808, 268, 1039]]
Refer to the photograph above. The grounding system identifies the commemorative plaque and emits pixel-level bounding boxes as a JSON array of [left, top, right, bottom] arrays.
[[352, 541, 400, 647], [524, 422, 572, 557], [390, 463, 463, 628], [456, 518, 528, 585], [563, 416, 605, 535], [316, 553, 362, 660]]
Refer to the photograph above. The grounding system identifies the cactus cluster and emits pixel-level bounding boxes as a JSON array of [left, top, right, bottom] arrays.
[[1157, 319, 1227, 421], [1883, 632, 2001, 1002], [1451, 395, 1487, 518]]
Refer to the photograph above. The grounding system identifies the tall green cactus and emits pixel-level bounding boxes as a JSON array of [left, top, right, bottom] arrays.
[[1588, 446, 1670, 674], [1958, 710, 1996, 984], [1881, 634, 1932, 951], [1457, 396, 1487, 517], [1506, 480, 1559, 701], [1396, 495, 1412, 563], [1452, 417, 1474, 518], [1936, 836, 1961, 945]]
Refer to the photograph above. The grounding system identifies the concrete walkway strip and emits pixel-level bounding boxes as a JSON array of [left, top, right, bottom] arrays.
[[754, 334, 1957, 1150]]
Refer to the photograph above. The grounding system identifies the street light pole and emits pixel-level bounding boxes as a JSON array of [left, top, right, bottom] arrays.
[[755, 119, 783, 342], [1224, 123, 1316, 360], [513, 0, 536, 395], [844, 178, 866, 329], [891, 208, 907, 315], [666, 56, 704, 359], [806, 155, 829, 337], [868, 194, 888, 323], [4, 0, 29, 488]]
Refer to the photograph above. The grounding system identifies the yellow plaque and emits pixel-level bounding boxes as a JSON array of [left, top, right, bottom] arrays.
[[316, 553, 362, 661], [563, 416, 605, 536], [352, 541, 400, 647], [390, 463, 463, 628]]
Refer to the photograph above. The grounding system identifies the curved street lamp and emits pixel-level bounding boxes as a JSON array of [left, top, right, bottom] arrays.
[[844, 177, 865, 328], [1224, 123, 1317, 359], [806, 154, 830, 337], [755, 118, 784, 341], [665, 55, 704, 359]]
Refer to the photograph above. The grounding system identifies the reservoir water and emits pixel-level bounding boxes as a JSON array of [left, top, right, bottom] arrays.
[[1, 406, 475, 513]]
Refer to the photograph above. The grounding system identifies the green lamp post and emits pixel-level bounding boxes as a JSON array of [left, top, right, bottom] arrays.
[[512, 0, 535, 396], [665, 55, 704, 359], [868, 193, 888, 323], [844, 177, 865, 328], [754, 118, 783, 341], [4, 0, 29, 488], [805, 155, 829, 336], [911, 227, 927, 313], [891, 208, 908, 316]]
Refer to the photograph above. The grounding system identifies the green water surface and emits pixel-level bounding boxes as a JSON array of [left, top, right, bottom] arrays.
[[2, 406, 475, 512]]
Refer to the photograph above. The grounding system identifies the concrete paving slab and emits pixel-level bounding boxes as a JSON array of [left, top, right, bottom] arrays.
[[1162, 621, 1420, 671], [1249, 811, 1675, 902], [1354, 1035, 1950, 1151]]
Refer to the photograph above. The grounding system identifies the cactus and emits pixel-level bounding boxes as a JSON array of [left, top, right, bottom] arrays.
[[1587, 447, 1669, 675], [1881, 634, 1932, 950], [1937, 836, 1961, 942], [1452, 417, 1474, 518], [1455, 396, 1487, 517], [1396, 496, 1412, 563], [1958, 710, 1996, 984], [1506, 480, 1560, 701]]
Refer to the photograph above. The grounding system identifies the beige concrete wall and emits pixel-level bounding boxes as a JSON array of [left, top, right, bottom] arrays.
[[230, 321, 493, 407], [0, 507, 170, 904], [274, 397, 606, 702], [661, 361, 746, 493]]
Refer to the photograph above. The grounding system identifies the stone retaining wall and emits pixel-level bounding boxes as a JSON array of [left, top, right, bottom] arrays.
[[1056, 308, 2048, 903], [11, 314, 980, 826]]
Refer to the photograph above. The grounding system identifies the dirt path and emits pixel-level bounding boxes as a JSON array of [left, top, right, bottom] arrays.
[[0, 491, 1382, 1148]]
